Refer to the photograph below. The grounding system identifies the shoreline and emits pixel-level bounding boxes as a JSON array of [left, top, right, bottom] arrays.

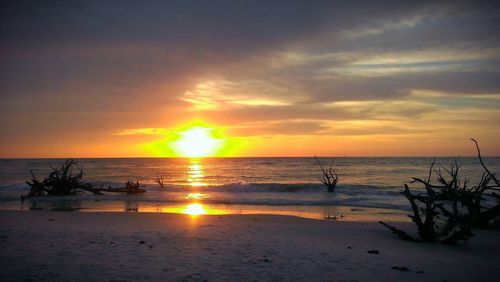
[[1, 210, 499, 281], [0, 199, 410, 222]]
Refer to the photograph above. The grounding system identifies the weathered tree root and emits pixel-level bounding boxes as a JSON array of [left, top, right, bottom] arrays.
[[315, 156, 339, 192], [380, 139, 500, 245], [378, 221, 419, 242], [23, 159, 145, 201]]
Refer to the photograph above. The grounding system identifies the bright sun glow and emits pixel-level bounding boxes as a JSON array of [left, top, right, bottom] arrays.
[[172, 126, 222, 157], [183, 203, 207, 216]]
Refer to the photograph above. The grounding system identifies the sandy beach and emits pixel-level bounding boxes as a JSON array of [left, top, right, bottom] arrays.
[[1, 210, 499, 281]]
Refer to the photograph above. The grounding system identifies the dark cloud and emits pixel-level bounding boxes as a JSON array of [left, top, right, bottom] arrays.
[[303, 70, 500, 102], [1, 0, 499, 152], [1, 0, 337, 49]]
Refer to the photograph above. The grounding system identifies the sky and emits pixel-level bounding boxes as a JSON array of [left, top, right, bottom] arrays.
[[1, 0, 499, 157]]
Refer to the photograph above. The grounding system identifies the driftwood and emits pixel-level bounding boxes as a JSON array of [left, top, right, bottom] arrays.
[[380, 139, 500, 244], [472, 138, 500, 187], [380, 168, 473, 244], [155, 176, 165, 187], [315, 156, 339, 192], [100, 181, 145, 194], [378, 221, 418, 242], [431, 141, 500, 228], [25, 159, 91, 197], [23, 159, 145, 201]]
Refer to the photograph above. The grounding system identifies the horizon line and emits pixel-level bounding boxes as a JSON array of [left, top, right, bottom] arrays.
[[1, 155, 499, 159]]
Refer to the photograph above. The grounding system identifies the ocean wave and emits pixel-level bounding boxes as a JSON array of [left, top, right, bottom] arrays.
[[0, 182, 408, 211], [145, 182, 401, 194], [0, 181, 398, 193], [0, 183, 29, 191], [0, 182, 403, 202]]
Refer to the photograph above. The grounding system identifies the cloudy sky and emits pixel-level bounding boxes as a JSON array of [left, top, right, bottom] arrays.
[[1, 0, 499, 157]]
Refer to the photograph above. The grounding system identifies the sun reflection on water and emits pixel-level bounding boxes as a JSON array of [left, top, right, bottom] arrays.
[[144, 203, 227, 217], [186, 192, 206, 200], [187, 160, 207, 186], [183, 203, 207, 216]]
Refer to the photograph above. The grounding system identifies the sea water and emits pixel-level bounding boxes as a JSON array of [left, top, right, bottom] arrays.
[[0, 157, 498, 221]]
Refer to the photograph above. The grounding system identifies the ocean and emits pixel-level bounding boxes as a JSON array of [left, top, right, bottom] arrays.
[[1, 157, 499, 221]]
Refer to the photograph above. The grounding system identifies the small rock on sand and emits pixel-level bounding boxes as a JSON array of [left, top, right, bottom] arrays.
[[391, 266, 411, 272]]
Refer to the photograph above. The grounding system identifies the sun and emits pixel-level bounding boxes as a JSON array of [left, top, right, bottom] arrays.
[[172, 126, 223, 157]]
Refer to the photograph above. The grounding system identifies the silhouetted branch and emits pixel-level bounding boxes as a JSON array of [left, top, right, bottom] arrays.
[[314, 156, 339, 192], [155, 175, 165, 187], [471, 138, 499, 187], [23, 159, 145, 200], [381, 139, 500, 244], [25, 159, 86, 197], [383, 162, 469, 244], [100, 181, 145, 194], [379, 221, 418, 242]]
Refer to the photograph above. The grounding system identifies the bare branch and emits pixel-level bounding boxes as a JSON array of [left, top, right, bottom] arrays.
[[23, 159, 145, 200], [155, 175, 165, 187], [471, 138, 499, 187], [315, 156, 339, 192], [379, 221, 418, 242]]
